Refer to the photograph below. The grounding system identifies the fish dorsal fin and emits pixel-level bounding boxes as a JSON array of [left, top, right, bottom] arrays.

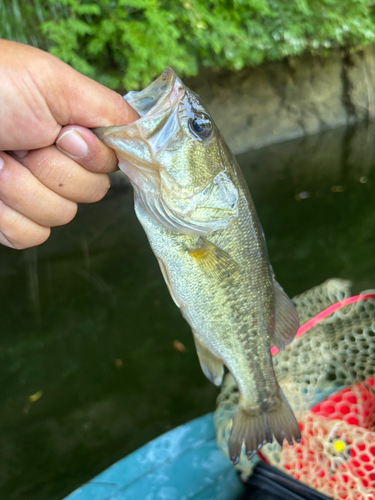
[[187, 237, 239, 281], [194, 335, 224, 386], [271, 279, 299, 351]]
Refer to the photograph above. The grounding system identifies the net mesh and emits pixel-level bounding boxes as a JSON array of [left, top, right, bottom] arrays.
[[214, 279, 375, 499]]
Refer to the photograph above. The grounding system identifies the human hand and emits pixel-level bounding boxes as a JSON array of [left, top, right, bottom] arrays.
[[0, 40, 139, 250]]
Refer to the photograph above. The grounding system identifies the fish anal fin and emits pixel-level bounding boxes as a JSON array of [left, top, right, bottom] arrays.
[[187, 237, 238, 281], [194, 335, 224, 386], [271, 279, 299, 351], [228, 389, 301, 464]]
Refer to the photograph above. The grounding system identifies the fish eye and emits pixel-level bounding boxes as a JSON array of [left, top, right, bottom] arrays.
[[189, 113, 212, 139]]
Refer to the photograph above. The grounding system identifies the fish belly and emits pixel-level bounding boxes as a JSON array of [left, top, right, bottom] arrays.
[[135, 196, 276, 396]]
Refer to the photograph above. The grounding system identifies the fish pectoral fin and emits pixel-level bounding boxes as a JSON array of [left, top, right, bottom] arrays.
[[228, 389, 301, 465], [187, 237, 239, 281], [194, 335, 224, 386], [270, 279, 299, 351]]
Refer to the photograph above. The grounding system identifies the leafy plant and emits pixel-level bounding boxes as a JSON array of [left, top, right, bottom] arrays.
[[2, 0, 375, 90]]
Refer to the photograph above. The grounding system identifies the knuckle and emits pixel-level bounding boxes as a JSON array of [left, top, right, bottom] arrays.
[[11, 239, 31, 250], [87, 175, 110, 203], [57, 201, 78, 225], [11, 228, 51, 250], [113, 92, 129, 118], [0, 206, 28, 242], [101, 148, 118, 172], [0, 208, 51, 249], [85, 141, 118, 173], [32, 227, 51, 247], [29, 148, 56, 181]]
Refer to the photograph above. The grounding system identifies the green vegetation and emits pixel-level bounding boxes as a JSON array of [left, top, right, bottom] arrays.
[[2, 0, 375, 89]]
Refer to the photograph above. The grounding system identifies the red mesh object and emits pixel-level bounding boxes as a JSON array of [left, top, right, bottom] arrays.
[[281, 411, 375, 499], [215, 280, 375, 498], [280, 378, 375, 498], [311, 379, 375, 429]]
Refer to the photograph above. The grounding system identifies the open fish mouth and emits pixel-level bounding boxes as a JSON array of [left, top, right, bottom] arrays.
[[125, 67, 180, 118], [93, 67, 185, 189], [94, 67, 183, 142]]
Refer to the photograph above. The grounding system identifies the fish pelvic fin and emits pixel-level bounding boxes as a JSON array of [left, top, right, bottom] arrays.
[[156, 257, 182, 308], [194, 335, 224, 386], [187, 237, 239, 281], [271, 278, 299, 351], [228, 389, 301, 465]]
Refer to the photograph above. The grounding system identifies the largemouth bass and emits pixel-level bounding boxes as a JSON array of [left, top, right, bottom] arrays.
[[94, 67, 301, 463]]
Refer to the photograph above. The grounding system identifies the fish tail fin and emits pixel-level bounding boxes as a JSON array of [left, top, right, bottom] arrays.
[[228, 390, 301, 465]]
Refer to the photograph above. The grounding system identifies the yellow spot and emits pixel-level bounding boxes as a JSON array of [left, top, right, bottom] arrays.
[[331, 185, 344, 193], [333, 439, 346, 453], [28, 391, 43, 403], [115, 359, 123, 368], [187, 247, 207, 260]]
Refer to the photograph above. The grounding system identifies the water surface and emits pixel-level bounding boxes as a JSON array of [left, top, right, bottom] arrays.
[[1, 123, 375, 499]]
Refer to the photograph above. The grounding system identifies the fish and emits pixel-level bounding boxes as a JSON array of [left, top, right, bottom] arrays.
[[94, 67, 301, 463]]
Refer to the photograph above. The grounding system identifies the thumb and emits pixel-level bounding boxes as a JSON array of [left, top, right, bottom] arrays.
[[1, 40, 139, 147], [52, 63, 140, 128], [40, 50, 140, 128]]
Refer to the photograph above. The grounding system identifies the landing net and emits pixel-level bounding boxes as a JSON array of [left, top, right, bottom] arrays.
[[214, 279, 375, 499]]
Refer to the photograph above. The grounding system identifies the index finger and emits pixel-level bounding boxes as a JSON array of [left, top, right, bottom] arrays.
[[0, 41, 139, 151]]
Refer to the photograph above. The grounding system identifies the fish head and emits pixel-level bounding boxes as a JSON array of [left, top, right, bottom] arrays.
[[94, 67, 239, 236]]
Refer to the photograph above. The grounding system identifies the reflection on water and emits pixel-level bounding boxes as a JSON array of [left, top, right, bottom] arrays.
[[1, 123, 375, 500]]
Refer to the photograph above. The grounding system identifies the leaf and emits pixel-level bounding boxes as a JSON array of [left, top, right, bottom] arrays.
[[3, 0, 375, 90]]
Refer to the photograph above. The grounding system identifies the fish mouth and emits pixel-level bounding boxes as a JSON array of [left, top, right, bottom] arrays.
[[94, 67, 182, 138], [124, 67, 179, 118], [93, 67, 184, 185]]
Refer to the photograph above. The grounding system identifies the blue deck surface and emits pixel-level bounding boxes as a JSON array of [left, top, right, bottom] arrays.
[[63, 413, 245, 500]]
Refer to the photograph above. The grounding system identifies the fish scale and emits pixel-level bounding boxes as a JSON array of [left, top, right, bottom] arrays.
[[94, 67, 300, 463]]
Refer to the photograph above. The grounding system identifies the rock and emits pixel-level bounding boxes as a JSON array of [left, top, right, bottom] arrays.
[[109, 45, 375, 189], [185, 46, 375, 154], [346, 46, 375, 122]]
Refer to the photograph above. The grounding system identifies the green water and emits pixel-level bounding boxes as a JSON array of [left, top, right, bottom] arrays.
[[1, 123, 375, 500]]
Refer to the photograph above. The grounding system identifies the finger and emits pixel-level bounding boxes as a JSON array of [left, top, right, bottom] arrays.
[[0, 41, 139, 151], [0, 200, 50, 250], [18, 145, 110, 203], [51, 64, 140, 128], [0, 152, 77, 227], [55, 125, 119, 174]]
